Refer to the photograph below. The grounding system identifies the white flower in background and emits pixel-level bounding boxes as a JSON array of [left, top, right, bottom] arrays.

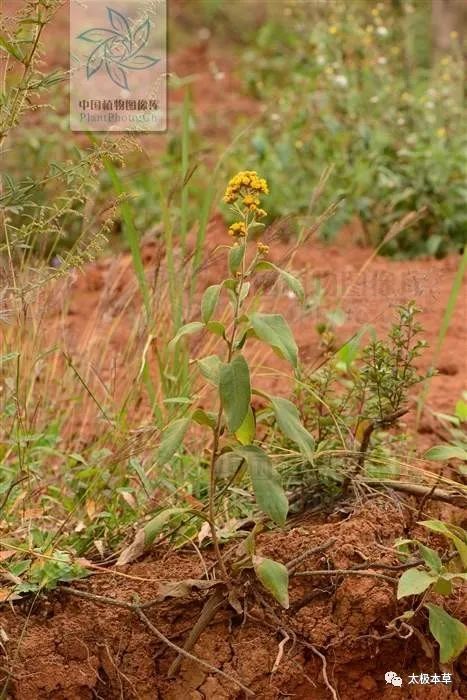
[[198, 27, 210, 41], [426, 100, 435, 109], [316, 55, 326, 66], [377, 56, 387, 65], [376, 26, 389, 37], [397, 117, 405, 125], [333, 74, 348, 88], [370, 95, 379, 103]]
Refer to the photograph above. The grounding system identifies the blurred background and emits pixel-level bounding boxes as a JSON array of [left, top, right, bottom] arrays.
[[1, 0, 466, 265]]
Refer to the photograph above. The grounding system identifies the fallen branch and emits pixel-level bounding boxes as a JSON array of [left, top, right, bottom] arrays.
[[286, 538, 336, 574], [293, 569, 396, 583], [368, 480, 467, 507], [57, 586, 253, 696]]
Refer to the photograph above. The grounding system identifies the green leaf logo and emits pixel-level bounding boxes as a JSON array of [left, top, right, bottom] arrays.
[[77, 7, 159, 89]]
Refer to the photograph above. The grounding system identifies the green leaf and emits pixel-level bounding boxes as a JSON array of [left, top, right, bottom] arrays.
[[201, 285, 222, 323], [117, 507, 187, 565], [270, 396, 314, 463], [424, 445, 467, 461], [433, 576, 453, 596], [420, 520, 467, 568], [235, 405, 256, 445], [192, 408, 217, 429], [215, 452, 245, 480], [0, 35, 23, 61], [397, 568, 435, 599], [229, 244, 244, 275], [256, 261, 304, 302], [219, 355, 251, 432], [206, 321, 225, 337], [249, 313, 298, 367], [418, 544, 442, 574], [168, 322, 204, 350], [252, 555, 289, 608], [426, 603, 467, 663], [197, 355, 222, 385], [156, 418, 190, 465], [455, 399, 467, 422], [235, 445, 288, 526]]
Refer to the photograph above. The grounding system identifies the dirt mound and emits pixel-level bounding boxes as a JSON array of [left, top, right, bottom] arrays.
[[1, 498, 465, 699]]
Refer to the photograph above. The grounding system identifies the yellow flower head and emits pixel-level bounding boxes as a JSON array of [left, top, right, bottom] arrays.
[[257, 241, 269, 256], [229, 221, 247, 237], [223, 170, 269, 205]]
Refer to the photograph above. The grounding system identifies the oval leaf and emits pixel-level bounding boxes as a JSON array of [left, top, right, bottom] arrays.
[[219, 355, 251, 433], [270, 396, 314, 463], [253, 555, 289, 608], [117, 507, 186, 565], [235, 406, 256, 445], [256, 261, 304, 302], [417, 544, 442, 574], [215, 452, 245, 480], [420, 520, 467, 568], [426, 603, 467, 663], [197, 355, 221, 385], [169, 321, 204, 351], [249, 313, 298, 367], [201, 284, 222, 324], [397, 567, 435, 599], [192, 408, 217, 429], [156, 418, 190, 465], [235, 445, 288, 526], [228, 244, 244, 275], [424, 445, 467, 461]]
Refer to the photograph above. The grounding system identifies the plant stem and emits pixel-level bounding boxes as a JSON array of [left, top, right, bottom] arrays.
[[207, 220, 248, 582]]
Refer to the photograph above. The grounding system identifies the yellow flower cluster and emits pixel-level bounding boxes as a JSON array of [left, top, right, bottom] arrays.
[[223, 170, 269, 204], [257, 241, 269, 256], [229, 221, 247, 237]]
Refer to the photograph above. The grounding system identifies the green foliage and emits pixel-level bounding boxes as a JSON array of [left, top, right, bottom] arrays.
[[12, 551, 88, 594], [228, 1, 466, 257], [252, 555, 289, 609], [157, 418, 191, 465], [219, 355, 251, 432], [274, 302, 430, 493], [249, 313, 298, 368], [424, 394, 467, 478], [270, 397, 314, 464], [426, 604, 467, 664], [394, 522, 467, 663], [235, 445, 288, 527]]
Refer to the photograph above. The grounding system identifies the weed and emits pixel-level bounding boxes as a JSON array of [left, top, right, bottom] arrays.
[[275, 303, 432, 496], [395, 520, 467, 663]]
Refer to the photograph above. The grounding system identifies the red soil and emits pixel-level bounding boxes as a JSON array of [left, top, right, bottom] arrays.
[[1, 498, 466, 699]]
